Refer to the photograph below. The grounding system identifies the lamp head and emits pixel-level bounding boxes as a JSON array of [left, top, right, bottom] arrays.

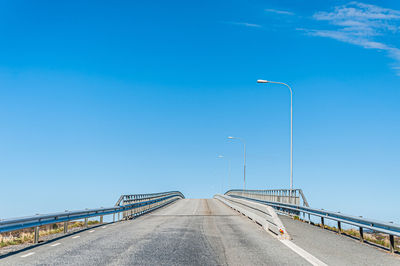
[[257, 79, 268, 83], [227, 136, 234, 139]]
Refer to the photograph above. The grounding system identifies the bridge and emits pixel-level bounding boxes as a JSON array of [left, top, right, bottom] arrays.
[[0, 190, 399, 265]]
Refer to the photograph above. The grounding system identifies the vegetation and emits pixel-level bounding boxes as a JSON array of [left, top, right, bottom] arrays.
[[293, 216, 399, 252], [0, 220, 100, 248]]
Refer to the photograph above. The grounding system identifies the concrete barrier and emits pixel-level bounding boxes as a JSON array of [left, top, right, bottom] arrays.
[[214, 194, 290, 240]]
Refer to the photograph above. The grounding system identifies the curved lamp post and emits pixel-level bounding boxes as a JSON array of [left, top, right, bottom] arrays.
[[257, 79, 294, 196]]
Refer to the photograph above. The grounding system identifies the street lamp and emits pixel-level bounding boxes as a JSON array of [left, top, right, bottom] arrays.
[[257, 79, 294, 195], [227, 136, 246, 191], [217, 154, 231, 194]]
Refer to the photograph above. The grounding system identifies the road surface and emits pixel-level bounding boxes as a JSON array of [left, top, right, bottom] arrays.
[[1, 199, 399, 265], [1, 199, 309, 265]]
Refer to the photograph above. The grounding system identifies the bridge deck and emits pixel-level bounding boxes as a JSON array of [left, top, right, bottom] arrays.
[[1, 199, 308, 265], [2, 199, 399, 265]]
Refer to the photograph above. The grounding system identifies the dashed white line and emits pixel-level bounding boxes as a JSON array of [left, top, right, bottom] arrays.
[[72, 235, 80, 239], [51, 243, 61, 247], [20, 252, 35, 258], [89, 230, 95, 233], [102, 226, 107, 229]]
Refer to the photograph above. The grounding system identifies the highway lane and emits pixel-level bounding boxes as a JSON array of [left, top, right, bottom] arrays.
[[1, 199, 310, 265]]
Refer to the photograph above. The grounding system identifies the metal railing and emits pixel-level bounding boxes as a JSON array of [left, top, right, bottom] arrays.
[[227, 194, 400, 253], [225, 189, 309, 207], [115, 191, 185, 220], [0, 191, 184, 244]]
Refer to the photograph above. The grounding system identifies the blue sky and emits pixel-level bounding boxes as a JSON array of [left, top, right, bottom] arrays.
[[0, 0, 399, 223]]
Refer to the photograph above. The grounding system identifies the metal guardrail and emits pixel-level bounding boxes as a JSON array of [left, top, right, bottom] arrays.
[[228, 194, 400, 253], [115, 191, 185, 220], [225, 189, 309, 207], [115, 191, 185, 206], [0, 191, 184, 244]]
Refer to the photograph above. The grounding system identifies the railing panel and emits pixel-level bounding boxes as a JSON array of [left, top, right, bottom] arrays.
[[225, 189, 308, 207]]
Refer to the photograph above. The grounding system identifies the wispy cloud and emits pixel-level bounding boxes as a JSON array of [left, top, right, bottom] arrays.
[[300, 2, 400, 75], [225, 21, 262, 28], [265, 8, 294, 16]]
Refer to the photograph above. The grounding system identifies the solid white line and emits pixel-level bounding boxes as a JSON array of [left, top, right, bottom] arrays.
[[72, 235, 80, 239], [280, 239, 327, 266], [51, 243, 61, 247], [20, 252, 35, 258], [89, 230, 95, 233]]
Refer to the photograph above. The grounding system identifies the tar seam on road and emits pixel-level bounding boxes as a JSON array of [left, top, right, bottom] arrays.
[[192, 199, 199, 215]]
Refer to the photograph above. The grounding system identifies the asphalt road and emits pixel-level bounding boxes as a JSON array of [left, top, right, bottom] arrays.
[[0, 199, 310, 266], [279, 214, 400, 265]]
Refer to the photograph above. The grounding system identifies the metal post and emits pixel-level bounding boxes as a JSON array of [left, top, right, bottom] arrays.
[[100, 216, 103, 224], [359, 227, 364, 242], [389, 235, 395, 253], [321, 217, 324, 228], [113, 213, 115, 222], [289, 85, 293, 192], [308, 213, 311, 224], [228, 159, 231, 191], [243, 142, 246, 191], [34, 226, 39, 244], [337, 221, 342, 235], [64, 222, 68, 233], [84, 218, 88, 228], [257, 80, 293, 193]]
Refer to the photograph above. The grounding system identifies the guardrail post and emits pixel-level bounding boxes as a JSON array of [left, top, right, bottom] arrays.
[[34, 226, 39, 244], [100, 216, 103, 224], [113, 213, 115, 222], [84, 218, 88, 228], [389, 235, 395, 253], [359, 227, 364, 242], [337, 221, 342, 235], [320, 217, 324, 228], [64, 222, 68, 233]]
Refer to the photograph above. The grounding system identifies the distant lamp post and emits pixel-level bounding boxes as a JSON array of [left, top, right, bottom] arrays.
[[217, 154, 231, 194], [227, 136, 246, 191], [257, 79, 294, 195]]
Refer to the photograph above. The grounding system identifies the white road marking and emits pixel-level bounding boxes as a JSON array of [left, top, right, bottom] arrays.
[[102, 226, 107, 228], [89, 230, 95, 233], [20, 252, 35, 258], [72, 235, 80, 239], [51, 243, 61, 247], [280, 239, 327, 266]]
